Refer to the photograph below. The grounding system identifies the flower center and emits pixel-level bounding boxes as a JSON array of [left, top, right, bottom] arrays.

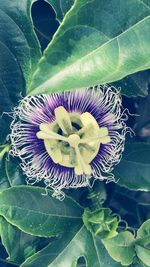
[[36, 106, 111, 175]]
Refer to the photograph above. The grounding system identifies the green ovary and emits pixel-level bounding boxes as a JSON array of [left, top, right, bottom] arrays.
[[36, 106, 111, 176]]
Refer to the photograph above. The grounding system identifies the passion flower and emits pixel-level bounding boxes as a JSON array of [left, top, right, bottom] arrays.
[[10, 86, 128, 199]]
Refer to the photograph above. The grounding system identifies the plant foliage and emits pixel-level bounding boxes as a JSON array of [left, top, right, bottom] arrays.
[[0, 0, 150, 266]]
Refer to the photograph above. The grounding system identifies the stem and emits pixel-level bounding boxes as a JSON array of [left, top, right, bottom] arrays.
[[87, 183, 106, 211], [0, 257, 19, 266], [0, 145, 10, 158]]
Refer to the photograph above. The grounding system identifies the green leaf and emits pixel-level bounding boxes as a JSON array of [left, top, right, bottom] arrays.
[[0, 74, 21, 143], [132, 220, 150, 266], [114, 143, 150, 191], [136, 219, 150, 246], [46, 0, 74, 22], [28, 0, 150, 96], [21, 226, 122, 267], [131, 258, 149, 267], [0, 0, 41, 143], [5, 156, 25, 187], [21, 224, 82, 267], [0, 186, 83, 237], [102, 231, 135, 266], [0, 146, 11, 191], [0, 0, 41, 85], [0, 155, 10, 192], [0, 152, 25, 192], [0, 217, 49, 265], [134, 94, 150, 142], [135, 245, 150, 266], [112, 69, 150, 97]]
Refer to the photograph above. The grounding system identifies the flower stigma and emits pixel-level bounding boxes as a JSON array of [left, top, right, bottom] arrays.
[[36, 106, 111, 176]]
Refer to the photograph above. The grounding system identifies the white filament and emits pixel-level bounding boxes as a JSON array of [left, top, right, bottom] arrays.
[[9, 85, 129, 199]]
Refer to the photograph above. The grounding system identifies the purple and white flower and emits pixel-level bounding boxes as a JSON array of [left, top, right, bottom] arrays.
[[10, 85, 128, 199]]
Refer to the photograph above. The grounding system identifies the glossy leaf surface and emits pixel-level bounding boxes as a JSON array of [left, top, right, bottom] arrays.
[[0, 186, 83, 237], [114, 143, 150, 191], [28, 0, 150, 96]]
